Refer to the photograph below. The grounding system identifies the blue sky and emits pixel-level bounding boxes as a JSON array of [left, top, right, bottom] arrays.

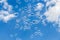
[[0, 0, 60, 40]]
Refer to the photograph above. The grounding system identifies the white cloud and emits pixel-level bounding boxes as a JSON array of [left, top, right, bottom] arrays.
[[0, 10, 16, 23], [35, 3, 44, 11], [0, 0, 17, 23], [3, 13, 16, 23], [46, 0, 56, 7], [0, 0, 7, 3], [44, 0, 60, 32], [44, 0, 60, 23], [3, 2, 13, 11]]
